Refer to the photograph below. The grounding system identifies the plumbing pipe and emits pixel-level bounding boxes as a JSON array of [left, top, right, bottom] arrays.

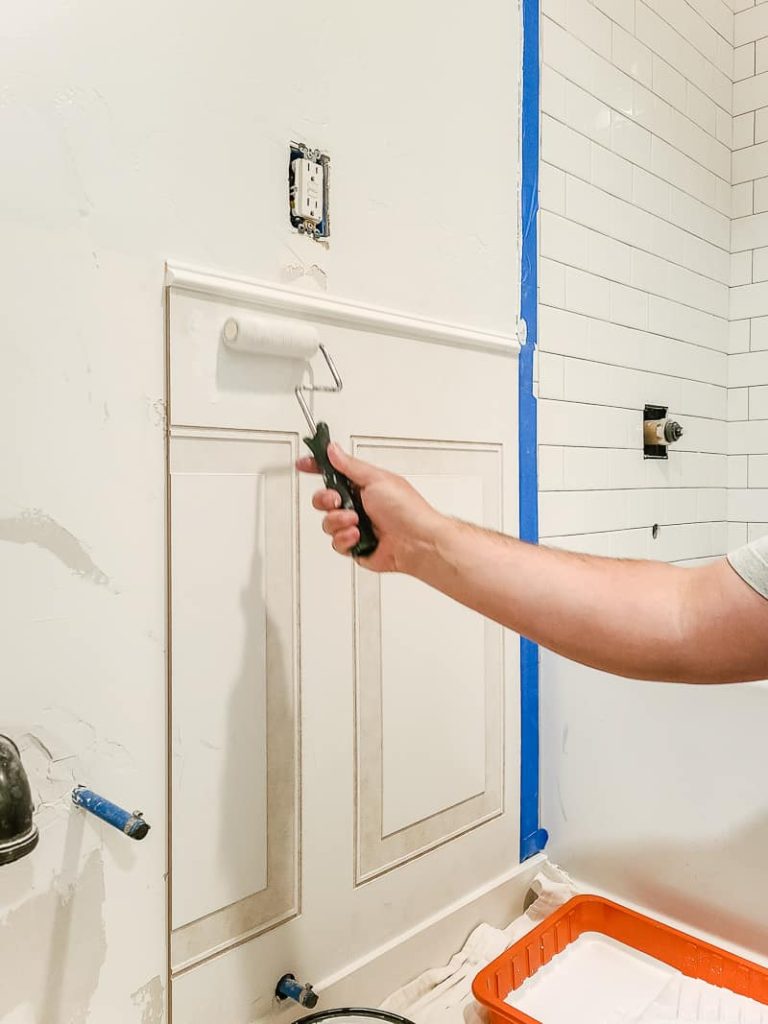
[[71, 786, 150, 840]]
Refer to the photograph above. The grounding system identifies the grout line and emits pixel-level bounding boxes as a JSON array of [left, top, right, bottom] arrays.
[[539, 398, 729, 419], [542, 484, 729, 492], [540, 294, 730, 359], [545, 6, 733, 117], [540, 285, 729, 362], [542, 448, 729, 455], [542, 104, 730, 219], [539, 352, 725, 389], [542, 75, 730, 196], [541, 151, 731, 253], [541, 485, 727, 492], [539, 443, 727, 454], [537, 381, 729, 418], [640, 0, 734, 78], [679, 0, 736, 50], [544, 205, 729, 287], [543, 22, 732, 184], [541, 257, 728, 327], [541, 521, 729, 539], [732, 207, 768, 226]]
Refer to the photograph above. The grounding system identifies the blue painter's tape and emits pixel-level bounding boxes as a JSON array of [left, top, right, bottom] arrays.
[[519, 0, 549, 861]]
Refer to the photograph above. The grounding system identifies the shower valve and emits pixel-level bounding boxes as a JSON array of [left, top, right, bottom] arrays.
[[644, 418, 684, 446], [643, 404, 683, 460]]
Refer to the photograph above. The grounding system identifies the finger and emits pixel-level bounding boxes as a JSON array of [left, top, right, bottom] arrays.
[[327, 443, 380, 487], [296, 456, 320, 474], [312, 489, 342, 511], [322, 510, 359, 535], [332, 526, 360, 554]]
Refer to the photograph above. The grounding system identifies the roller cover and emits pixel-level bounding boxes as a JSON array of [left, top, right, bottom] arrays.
[[222, 314, 319, 360]]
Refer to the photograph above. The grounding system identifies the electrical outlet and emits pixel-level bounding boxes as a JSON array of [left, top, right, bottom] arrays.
[[293, 158, 324, 224], [289, 142, 330, 240]]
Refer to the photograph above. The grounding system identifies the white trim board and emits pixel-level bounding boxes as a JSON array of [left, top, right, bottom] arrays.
[[165, 262, 520, 356], [171, 855, 547, 1023]]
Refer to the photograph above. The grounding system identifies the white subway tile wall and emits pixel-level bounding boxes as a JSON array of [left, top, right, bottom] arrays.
[[540, 0, 733, 564], [539, 10, 768, 919], [730, 3, 768, 540]]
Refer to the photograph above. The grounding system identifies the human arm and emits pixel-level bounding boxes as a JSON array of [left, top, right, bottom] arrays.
[[297, 445, 768, 685]]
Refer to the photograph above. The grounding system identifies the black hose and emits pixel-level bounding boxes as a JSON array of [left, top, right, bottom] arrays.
[[294, 1009, 416, 1024]]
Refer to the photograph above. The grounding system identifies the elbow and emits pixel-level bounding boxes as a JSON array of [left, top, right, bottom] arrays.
[[656, 573, 721, 684], [663, 563, 763, 685], [609, 568, 732, 684]]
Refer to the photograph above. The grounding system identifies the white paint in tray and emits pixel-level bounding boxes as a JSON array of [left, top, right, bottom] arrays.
[[505, 934, 768, 1024], [506, 934, 675, 1024]]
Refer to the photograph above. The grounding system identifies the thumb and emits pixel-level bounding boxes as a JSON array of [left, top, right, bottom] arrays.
[[327, 443, 380, 486]]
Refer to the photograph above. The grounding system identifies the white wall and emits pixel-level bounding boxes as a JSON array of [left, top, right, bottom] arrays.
[[0, 2, 520, 1020], [730, 2, 768, 548], [537, 0, 768, 958]]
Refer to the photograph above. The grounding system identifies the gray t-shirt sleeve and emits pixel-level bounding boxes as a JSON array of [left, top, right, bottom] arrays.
[[727, 534, 768, 600]]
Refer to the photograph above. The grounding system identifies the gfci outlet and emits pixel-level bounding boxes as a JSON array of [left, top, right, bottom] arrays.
[[289, 142, 330, 241], [294, 159, 323, 223]]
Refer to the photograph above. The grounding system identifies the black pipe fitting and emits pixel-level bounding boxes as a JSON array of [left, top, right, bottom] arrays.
[[0, 735, 39, 865]]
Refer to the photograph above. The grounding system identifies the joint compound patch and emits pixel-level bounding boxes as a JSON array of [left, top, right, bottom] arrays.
[[131, 976, 165, 1024]]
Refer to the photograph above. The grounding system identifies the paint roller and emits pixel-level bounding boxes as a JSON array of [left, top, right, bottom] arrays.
[[222, 314, 378, 558]]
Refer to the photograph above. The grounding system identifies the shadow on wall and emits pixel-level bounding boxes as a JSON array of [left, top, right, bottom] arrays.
[[217, 462, 299, 1010], [562, 813, 768, 957], [0, 811, 107, 1022], [220, 473, 270, 902], [541, 652, 768, 958]]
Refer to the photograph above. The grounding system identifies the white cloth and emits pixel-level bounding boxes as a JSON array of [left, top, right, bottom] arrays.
[[380, 863, 577, 1024], [381, 864, 768, 1024]]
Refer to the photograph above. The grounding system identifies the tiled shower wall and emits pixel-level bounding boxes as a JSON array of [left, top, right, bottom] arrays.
[[538, 0, 768, 951], [730, 2, 768, 546], [538, 0, 732, 564]]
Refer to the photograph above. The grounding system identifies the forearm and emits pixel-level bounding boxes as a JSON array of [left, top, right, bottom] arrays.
[[303, 445, 768, 682], [404, 518, 733, 683]]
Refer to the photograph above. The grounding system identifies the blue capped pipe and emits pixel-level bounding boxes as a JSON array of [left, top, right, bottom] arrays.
[[71, 786, 150, 840], [276, 974, 319, 1009]]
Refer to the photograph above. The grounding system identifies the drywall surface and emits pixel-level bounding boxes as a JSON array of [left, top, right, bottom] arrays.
[[537, 0, 768, 958], [1, 1, 519, 1019], [729, 2, 768, 550]]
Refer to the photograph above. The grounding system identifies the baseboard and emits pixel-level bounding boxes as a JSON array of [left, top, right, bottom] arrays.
[[269, 854, 547, 1022]]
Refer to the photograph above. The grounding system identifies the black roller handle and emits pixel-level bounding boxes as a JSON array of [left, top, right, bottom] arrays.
[[303, 422, 379, 559]]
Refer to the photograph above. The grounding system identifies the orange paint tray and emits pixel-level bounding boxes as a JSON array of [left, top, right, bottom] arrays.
[[472, 895, 768, 1024]]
